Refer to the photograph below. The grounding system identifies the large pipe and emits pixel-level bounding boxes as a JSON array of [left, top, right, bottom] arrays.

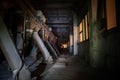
[[51, 43, 60, 56], [32, 32, 53, 63], [45, 40, 58, 59], [0, 17, 31, 80]]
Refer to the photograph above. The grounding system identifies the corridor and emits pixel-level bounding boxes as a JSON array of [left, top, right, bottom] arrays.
[[41, 54, 119, 80], [0, 0, 120, 80]]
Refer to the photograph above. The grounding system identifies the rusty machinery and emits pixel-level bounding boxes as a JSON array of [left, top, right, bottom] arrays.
[[0, 0, 60, 80]]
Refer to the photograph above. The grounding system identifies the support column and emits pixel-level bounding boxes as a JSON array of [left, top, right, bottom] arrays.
[[73, 14, 78, 55], [69, 25, 73, 54], [89, 0, 98, 67], [89, 0, 105, 68], [69, 35, 73, 54]]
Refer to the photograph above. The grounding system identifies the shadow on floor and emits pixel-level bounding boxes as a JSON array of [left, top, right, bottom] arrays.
[[39, 54, 120, 80]]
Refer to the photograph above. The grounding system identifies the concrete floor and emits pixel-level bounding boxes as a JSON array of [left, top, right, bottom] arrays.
[[39, 54, 119, 80]]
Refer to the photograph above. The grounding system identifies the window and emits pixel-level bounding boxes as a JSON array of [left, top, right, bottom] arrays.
[[106, 0, 116, 30], [79, 12, 89, 42], [85, 14, 89, 40], [79, 22, 83, 42]]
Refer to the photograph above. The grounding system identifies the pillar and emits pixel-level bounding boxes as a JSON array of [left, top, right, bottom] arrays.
[[69, 25, 73, 54], [73, 14, 78, 55]]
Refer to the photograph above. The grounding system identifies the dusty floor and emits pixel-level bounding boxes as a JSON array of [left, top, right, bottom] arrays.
[[38, 54, 119, 80]]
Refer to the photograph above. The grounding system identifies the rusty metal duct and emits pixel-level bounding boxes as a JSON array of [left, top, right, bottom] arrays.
[[0, 17, 31, 80]]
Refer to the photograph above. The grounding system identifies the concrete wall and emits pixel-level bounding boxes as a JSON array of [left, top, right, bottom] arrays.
[[103, 28, 120, 71], [78, 27, 120, 72], [78, 40, 89, 61]]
